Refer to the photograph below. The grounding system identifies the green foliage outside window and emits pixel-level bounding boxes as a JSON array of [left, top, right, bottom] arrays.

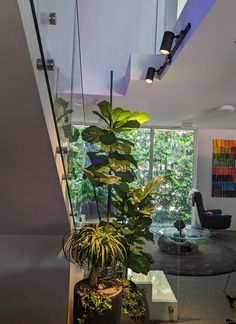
[[68, 127, 194, 224], [153, 130, 194, 223]]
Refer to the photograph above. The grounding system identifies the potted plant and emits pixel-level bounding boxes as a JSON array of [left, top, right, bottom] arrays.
[[63, 222, 126, 323], [63, 100, 164, 323]]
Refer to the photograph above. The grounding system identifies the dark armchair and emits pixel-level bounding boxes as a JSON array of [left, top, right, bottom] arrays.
[[192, 191, 232, 231]]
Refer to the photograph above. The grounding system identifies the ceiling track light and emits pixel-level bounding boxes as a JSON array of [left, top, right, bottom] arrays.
[[145, 23, 191, 83], [160, 31, 175, 55]]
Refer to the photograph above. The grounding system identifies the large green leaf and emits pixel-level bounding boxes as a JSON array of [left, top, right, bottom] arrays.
[[86, 163, 110, 174], [112, 201, 125, 212], [115, 120, 140, 131], [113, 184, 128, 199], [99, 131, 116, 145], [101, 142, 132, 154], [110, 152, 137, 168], [132, 176, 165, 202], [119, 182, 129, 193], [114, 112, 149, 129], [120, 228, 135, 235], [92, 170, 121, 185], [127, 112, 149, 124], [115, 171, 135, 183], [92, 111, 109, 125], [108, 158, 131, 172], [112, 108, 149, 128], [112, 107, 131, 123], [139, 204, 156, 216], [97, 100, 112, 119], [127, 251, 153, 275], [82, 126, 104, 143], [113, 183, 127, 200], [79, 165, 120, 185], [133, 237, 145, 245], [125, 200, 137, 216], [115, 142, 132, 154], [116, 137, 134, 147], [137, 217, 152, 226]]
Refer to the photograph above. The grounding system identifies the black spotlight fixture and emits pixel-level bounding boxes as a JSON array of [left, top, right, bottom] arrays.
[[145, 23, 191, 82], [160, 31, 175, 55], [145, 67, 156, 84]]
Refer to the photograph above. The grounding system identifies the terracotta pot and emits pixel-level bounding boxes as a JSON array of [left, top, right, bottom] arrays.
[[73, 279, 122, 324]]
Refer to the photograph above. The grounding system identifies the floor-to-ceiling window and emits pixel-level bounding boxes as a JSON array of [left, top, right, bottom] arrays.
[[69, 126, 195, 226], [152, 129, 194, 226]]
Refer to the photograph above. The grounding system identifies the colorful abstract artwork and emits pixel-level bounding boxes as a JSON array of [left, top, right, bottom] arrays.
[[212, 139, 236, 197]]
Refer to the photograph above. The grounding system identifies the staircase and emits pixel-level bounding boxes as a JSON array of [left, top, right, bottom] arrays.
[[128, 269, 178, 321]]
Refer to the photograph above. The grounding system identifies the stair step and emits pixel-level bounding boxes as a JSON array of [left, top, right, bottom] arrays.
[[128, 270, 178, 321]]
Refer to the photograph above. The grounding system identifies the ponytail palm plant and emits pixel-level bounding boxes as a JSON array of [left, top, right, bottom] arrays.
[[63, 222, 126, 287]]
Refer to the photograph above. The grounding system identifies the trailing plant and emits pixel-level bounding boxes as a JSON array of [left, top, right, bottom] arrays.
[[120, 278, 146, 321], [78, 278, 146, 322], [80, 288, 113, 319]]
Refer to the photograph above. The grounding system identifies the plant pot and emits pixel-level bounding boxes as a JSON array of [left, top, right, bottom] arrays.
[[74, 279, 122, 324], [120, 282, 149, 324]]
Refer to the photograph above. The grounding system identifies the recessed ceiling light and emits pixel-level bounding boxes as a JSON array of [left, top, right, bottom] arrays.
[[216, 105, 236, 112]]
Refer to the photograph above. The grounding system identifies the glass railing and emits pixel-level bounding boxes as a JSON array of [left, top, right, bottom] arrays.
[[29, 0, 185, 229], [30, 0, 86, 228]]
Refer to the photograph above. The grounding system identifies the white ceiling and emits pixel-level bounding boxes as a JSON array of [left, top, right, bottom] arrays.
[[73, 0, 236, 129]]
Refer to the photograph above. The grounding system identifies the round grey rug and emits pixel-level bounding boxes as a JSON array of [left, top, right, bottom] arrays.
[[147, 233, 236, 276]]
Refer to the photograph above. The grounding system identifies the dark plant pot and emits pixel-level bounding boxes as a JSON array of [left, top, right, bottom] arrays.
[[120, 283, 149, 324], [74, 279, 122, 324]]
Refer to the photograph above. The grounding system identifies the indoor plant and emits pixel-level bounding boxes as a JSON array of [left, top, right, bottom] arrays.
[[63, 100, 164, 323], [63, 222, 126, 323], [79, 100, 164, 273]]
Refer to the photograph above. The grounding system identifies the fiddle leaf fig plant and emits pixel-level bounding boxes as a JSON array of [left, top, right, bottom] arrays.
[[79, 100, 165, 275]]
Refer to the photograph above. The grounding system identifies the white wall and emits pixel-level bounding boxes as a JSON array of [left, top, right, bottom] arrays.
[[197, 129, 236, 230], [0, 235, 69, 324], [0, 1, 70, 322]]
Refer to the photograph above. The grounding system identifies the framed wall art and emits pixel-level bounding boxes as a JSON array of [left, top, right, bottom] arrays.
[[212, 139, 236, 197]]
